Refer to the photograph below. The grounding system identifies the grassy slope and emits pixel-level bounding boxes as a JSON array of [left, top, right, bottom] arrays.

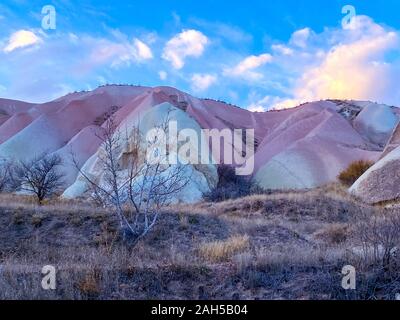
[[0, 185, 398, 300]]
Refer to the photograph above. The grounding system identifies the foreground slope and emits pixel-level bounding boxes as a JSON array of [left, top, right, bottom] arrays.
[[1, 187, 399, 300]]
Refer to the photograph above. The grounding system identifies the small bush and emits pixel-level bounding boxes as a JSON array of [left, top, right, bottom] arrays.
[[315, 224, 349, 244], [77, 271, 102, 298], [354, 210, 400, 270], [338, 160, 374, 187], [31, 214, 45, 227]]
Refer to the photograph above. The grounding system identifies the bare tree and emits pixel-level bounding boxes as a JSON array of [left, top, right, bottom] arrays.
[[14, 154, 65, 204], [74, 114, 189, 244]]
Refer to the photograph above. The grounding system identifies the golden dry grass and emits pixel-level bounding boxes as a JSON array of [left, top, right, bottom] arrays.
[[199, 235, 250, 262], [338, 160, 374, 187]]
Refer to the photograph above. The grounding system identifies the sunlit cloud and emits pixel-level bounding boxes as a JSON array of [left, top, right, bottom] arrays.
[[133, 38, 153, 61], [162, 29, 209, 69], [224, 53, 272, 81], [247, 95, 301, 112], [3, 29, 41, 53], [1, 4, 400, 111], [191, 73, 217, 92], [249, 16, 400, 110]]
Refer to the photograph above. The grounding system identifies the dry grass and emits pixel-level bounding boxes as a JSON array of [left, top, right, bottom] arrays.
[[0, 184, 399, 300], [315, 223, 349, 245], [254, 245, 345, 270], [199, 235, 250, 262], [0, 193, 102, 215]]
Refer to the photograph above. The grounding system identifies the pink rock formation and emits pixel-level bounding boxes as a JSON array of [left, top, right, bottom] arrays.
[[0, 85, 396, 196]]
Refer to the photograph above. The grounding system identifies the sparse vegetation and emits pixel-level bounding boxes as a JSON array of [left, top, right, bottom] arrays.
[[0, 185, 399, 300], [338, 160, 374, 187]]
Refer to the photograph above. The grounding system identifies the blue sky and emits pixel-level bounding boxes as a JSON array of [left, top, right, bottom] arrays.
[[1, 0, 400, 110]]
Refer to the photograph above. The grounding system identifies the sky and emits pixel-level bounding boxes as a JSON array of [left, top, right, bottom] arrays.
[[0, 0, 400, 110]]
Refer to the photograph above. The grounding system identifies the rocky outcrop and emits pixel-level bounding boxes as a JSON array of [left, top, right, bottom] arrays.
[[350, 146, 400, 204], [253, 102, 384, 190], [353, 102, 399, 148], [380, 122, 400, 159], [350, 111, 400, 204], [1, 86, 397, 201], [63, 103, 219, 203]]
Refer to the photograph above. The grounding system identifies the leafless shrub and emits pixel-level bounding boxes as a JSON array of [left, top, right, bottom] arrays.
[[353, 210, 400, 270], [74, 113, 189, 245], [13, 154, 65, 204], [0, 161, 13, 192]]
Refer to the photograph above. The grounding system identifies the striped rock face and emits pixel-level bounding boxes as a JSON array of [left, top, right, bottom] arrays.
[[0, 85, 397, 202]]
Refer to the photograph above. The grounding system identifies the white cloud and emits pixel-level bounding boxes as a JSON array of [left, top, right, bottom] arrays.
[[248, 95, 301, 112], [253, 16, 400, 110], [271, 44, 293, 55], [191, 19, 253, 44], [0, 31, 154, 102], [290, 28, 311, 48], [285, 16, 398, 108], [295, 32, 397, 103], [3, 30, 41, 53], [162, 29, 209, 69], [247, 95, 271, 112], [191, 73, 217, 91], [270, 98, 303, 110], [248, 105, 266, 112], [68, 33, 79, 43], [133, 38, 153, 61], [159, 70, 168, 81], [89, 36, 153, 68], [90, 41, 129, 67], [224, 53, 272, 80], [2, 14, 399, 110], [97, 76, 107, 85]]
